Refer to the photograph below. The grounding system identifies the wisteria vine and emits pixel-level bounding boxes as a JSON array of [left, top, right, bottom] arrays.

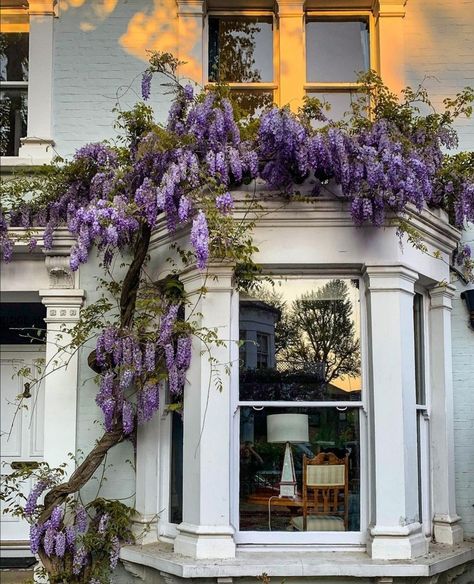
[[0, 53, 473, 583]]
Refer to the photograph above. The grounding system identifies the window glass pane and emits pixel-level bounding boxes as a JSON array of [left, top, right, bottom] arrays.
[[0, 302, 46, 344], [239, 278, 362, 401], [306, 91, 364, 126], [0, 33, 29, 82], [413, 293, 426, 405], [230, 89, 273, 118], [208, 16, 273, 83], [0, 88, 27, 156], [169, 411, 183, 524], [306, 19, 369, 83], [239, 406, 360, 531]]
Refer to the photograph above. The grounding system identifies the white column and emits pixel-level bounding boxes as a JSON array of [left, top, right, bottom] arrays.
[[364, 265, 428, 560], [39, 283, 84, 473], [133, 415, 160, 544], [176, 0, 205, 85], [174, 265, 236, 559], [429, 284, 463, 545], [19, 0, 55, 161]]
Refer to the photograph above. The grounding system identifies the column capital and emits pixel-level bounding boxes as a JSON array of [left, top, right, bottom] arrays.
[[276, 0, 305, 16], [44, 255, 75, 289], [429, 283, 456, 308], [39, 289, 85, 323], [181, 263, 235, 296], [363, 264, 418, 293], [372, 0, 407, 18], [176, 0, 205, 17], [28, 0, 57, 16]]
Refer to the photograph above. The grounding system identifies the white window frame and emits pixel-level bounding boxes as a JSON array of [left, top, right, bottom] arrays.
[[304, 10, 376, 119], [204, 9, 280, 106], [414, 287, 432, 539], [231, 273, 369, 547]]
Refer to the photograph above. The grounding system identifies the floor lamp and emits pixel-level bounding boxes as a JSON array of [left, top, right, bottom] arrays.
[[267, 413, 309, 498]]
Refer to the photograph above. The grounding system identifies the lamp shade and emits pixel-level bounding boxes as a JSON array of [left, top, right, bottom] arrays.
[[267, 413, 309, 444]]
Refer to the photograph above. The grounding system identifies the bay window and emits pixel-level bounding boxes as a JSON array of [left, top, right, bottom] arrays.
[[236, 276, 367, 544], [207, 13, 276, 117]]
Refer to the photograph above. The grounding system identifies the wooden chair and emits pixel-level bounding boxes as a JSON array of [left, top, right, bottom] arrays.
[[290, 452, 349, 532]]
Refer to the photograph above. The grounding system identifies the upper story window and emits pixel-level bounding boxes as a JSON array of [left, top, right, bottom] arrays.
[[0, 31, 28, 156], [207, 14, 276, 117], [305, 14, 371, 123]]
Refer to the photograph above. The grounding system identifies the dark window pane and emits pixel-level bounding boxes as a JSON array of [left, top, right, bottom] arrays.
[[306, 19, 369, 83], [0, 33, 29, 82], [208, 16, 273, 83], [0, 303, 46, 344], [239, 278, 362, 401], [0, 88, 28, 155], [169, 411, 183, 524], [413, 293, 426, 405], [239, 406, 360, 531]]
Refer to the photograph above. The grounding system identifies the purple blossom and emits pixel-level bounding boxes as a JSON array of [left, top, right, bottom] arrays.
[[43, 526, 56, 557], [122, 401, 134, 434], [216, 192, 234, 214], [50, 506, 63, 530], [183, 84, 194, 100], [65, 525, 76, 549], [190, 211, 209, 270], [55, 531, 66, 557], [176, 336, 192, 370], [110, 535, 120, 570], [98, 512, 110, 534], [30, 523, 44, 554], [25, 480, 47, 517], [141, 70, 152, 100], [73, 545, 88, 575], [159, 304, 179, 345], [144, 342, 155, 372], [137, 383, 159, 423], [75, 505, 88, 533]]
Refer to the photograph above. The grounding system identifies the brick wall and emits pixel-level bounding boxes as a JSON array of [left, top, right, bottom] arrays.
[[405, 0, 474, 536]]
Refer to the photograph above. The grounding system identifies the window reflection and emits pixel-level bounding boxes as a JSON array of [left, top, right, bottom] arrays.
[[239, 406, 360, 531], [306, 19, 370, 83], [239, 279, 362, 401], [208, 16, 274, 83]]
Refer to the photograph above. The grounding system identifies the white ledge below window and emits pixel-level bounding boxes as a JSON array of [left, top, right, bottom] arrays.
[[1, 155, 54, 170], [120, 541, 474, 580]]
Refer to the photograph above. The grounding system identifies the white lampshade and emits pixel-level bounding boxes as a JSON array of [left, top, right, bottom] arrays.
[[267, 414, 309, 444]]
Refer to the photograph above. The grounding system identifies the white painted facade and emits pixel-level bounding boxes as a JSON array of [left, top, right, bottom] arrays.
[[0, 0, 473, 581]]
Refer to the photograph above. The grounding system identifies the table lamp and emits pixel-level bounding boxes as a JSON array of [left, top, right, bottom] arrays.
[[267, 413, 309, 498]]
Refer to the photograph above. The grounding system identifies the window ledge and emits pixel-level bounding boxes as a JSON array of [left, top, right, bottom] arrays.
[[121, 540, 474, 579], [0, 156, 52, 171]]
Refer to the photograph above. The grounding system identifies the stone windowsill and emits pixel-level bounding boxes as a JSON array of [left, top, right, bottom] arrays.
[[120, 540, 474, 579]]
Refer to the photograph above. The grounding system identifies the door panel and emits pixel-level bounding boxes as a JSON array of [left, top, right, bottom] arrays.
[[0, 347, 45, 543]]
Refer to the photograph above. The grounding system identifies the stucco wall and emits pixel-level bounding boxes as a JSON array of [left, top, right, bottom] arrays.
[[405, 0, 474, 537]]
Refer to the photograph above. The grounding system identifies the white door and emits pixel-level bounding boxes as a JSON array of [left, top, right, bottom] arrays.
[[1, 346, 45, 545]]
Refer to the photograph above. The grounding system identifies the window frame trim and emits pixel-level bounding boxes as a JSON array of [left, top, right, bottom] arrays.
[[232, 272, 369, 547]]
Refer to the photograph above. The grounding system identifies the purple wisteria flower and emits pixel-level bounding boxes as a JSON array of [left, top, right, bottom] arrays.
[[190, 211, 209, 270], [25, 480, 47, 517], [73, 545, 88, 575], [122, 401, 134, 435], [30, 523, 44, 554], [43, 526, 56, 557], [98, 512, 110, 534], [55, 531, 66, 557], [216, 192, 234, 214], [110, 535, 120, 570], [159, 304, 179, 345], [141, 71, 152, 101], [75, 505, 88, 533]]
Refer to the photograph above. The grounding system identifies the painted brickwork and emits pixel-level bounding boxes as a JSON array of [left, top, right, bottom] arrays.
[[405, 0, 474, 537], [53, 0, 177, 157]]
